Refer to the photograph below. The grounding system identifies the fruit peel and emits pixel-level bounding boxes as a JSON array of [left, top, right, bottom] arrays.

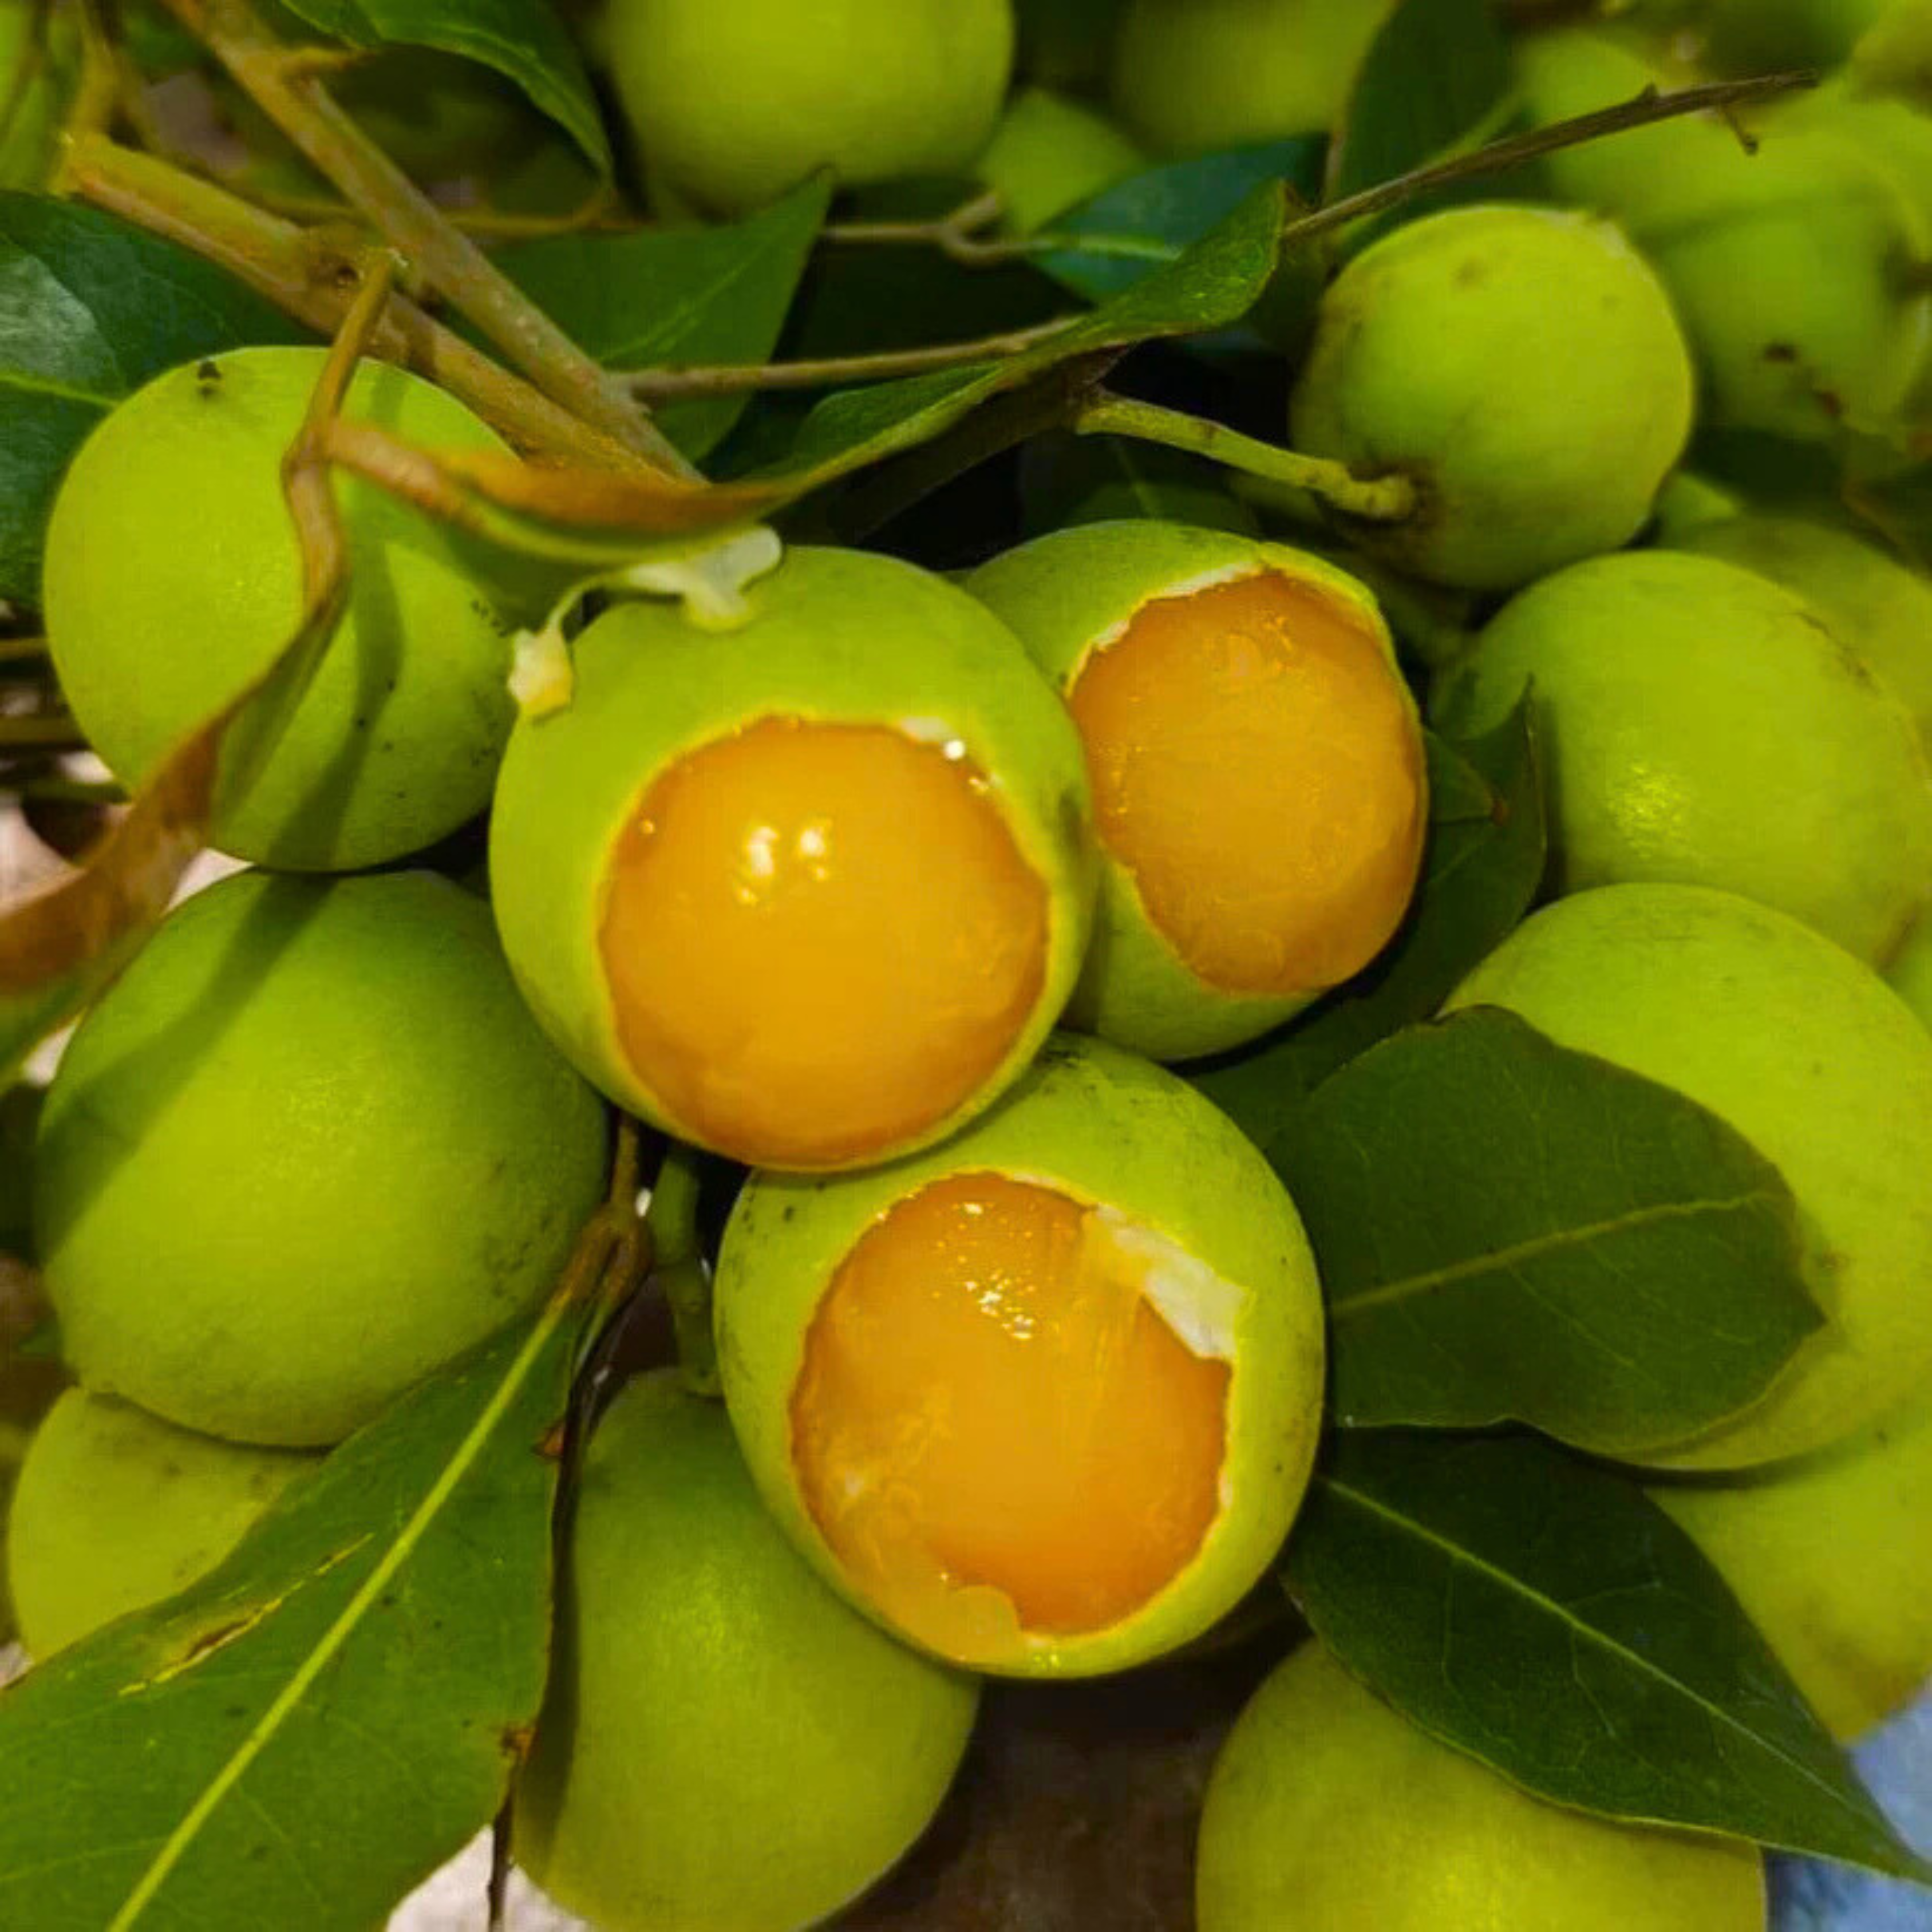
[[489, 544, 1097, 1170], [715, 1031, 1326, 1678], [970, 520, 1420, 1061]]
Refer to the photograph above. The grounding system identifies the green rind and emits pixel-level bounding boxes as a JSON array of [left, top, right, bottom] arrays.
[[1445, 883, 1932, 1471], [489, 544, 1097, 1167], [516, 1371, 978, 1931], [34, 871, 610, 1447], [1196, 1643, 1767, 1932], [1652, 1386, 1932, 1744], [1668, 517, 1932, 752], [974, 86, 1147, 234], [1431, 551, 1932, 965], [6, 1389, 316, 1659], [715, 1031, 1327, 1679], [41, 347, 518, 872], [1287, 204, 1695, 591], [968, 521, 1414, 1061], [607, 0, 1013, 217]]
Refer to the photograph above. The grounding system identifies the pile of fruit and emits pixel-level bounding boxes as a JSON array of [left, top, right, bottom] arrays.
[[1, 0, 1930, 1927]]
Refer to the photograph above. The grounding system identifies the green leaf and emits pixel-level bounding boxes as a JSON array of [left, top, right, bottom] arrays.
[[1017, 430, 1262, 538], [0, 1300, 585, 1930], [1036, 140, 1325, 305], [1328, 0, 1514, 203], [1277, 1008, 1822, 1455], [1194, 701, 1544, 1154], [270, 0, 610, 171], [493, 177, 831, 461], [765, 180, 1290, 487], [0, 194, 309, 605], [1285, 1431, 1932, 1882]]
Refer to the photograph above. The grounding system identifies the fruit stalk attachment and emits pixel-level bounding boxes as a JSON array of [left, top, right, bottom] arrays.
[[646, 1142, 720, 1398], [1075, 393, 1418, 524]]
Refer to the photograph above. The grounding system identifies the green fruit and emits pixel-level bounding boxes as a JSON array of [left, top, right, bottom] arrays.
[[489, 545, 1096, 1174], [1518, 28, 1932, 444], [1431, 551, 1932, 965], [1109, 0, 1396, 153], [716, 1032, 1325, 1678], [969, 521, 1427, 1060], [604, 0, 1014, 218], [1887, 907, 1932, 1016], [34, 870, 608, 1447], [43, 347, 521, 873], [514, 1370, 977, 1932], [1196, 1642, 1766, 1931], [1445, 884, 1932, 1471], [6, 1389, 314, 1659], [1287, 205, 1695, 591], [1696, 0, 1895, 72], [975, 86, 1145, 232], [1653, 1386, 1932, 1743], [1670, 516, 1932, 753]]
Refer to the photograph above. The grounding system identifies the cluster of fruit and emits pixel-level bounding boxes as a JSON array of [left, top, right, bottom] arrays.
[[2, 0, 1931, 1929]]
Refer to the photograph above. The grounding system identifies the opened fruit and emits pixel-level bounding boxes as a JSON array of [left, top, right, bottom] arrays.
[[970, 522, 1426, 1061], [715, 1032, 1325, 1676], [489, 545, 1096, 1172]]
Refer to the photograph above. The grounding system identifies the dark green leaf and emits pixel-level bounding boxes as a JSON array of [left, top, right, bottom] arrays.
[[765, 181, 1289, 487], [1036, 140, 1324, 305], [1278, 1008, 1820, 1454], [271, 0, 609, 170], [1285, 1432, 1931, 1881], [1194, 700, 1544, 1152], [0, 194, 309, 604], [493, 177, 831, 460], [1017, 429, 1262, 536], [1327, 0, 1514, 204], [0, 1300, 584, 1930]]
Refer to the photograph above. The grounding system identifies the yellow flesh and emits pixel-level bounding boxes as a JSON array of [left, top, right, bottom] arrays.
[[791, 1171, 1230, 1664], [600, 718, 1050, 1167], [1069, 570, 1426, 995]]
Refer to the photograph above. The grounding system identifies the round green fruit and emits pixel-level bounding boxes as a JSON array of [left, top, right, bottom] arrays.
[[1196, 1642, 1766, 1931], [513, 1370, 977, 1932], [488, 545, 1096, 1174], [1517, 29, 1932, 444], [6, 1389, 315, 1660], [34, 870, 609, 1448], [975, 86, 1145, 233], [1652, 1386, 1932, 1743], [1431, 551, 1932, 965], [1670, 516, 1932, 753], [715, 1031, 1325, 1678], [1445, 883, 1932, 1471], [42, 346, 520, 872], [1109, 0, 1396, 153], [968, 521, 1427, 1061], [1287, 204, 1695, 591], [1887, 907, 1932, 1018], [604, 0, 1014, 218]]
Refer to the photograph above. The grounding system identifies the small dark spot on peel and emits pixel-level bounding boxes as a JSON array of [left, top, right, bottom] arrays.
[[536, 1419, 569, 1460], [501, 1721, 536, 1763]]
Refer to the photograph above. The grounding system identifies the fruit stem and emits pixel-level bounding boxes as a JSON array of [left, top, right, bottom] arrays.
[[0, 714, 86, 750], [153, 0, 700, 482], [1076, 393, 1418, 524], [627, 317, 1085, 398], [647, 1143, 721, 1400], [66, 134, 653, 471]]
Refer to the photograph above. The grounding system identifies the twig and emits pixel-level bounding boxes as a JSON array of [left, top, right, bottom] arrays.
[[629, 317, 1083, 398], [1075, 392, 1418, 524], [159, 0, 697, 479], [239, 182, 637, 240], [0, 637, 48, 666], [821, 188, 1011, 263], [69, 134, 649, 470], [1282, 70, 1816, 250]]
